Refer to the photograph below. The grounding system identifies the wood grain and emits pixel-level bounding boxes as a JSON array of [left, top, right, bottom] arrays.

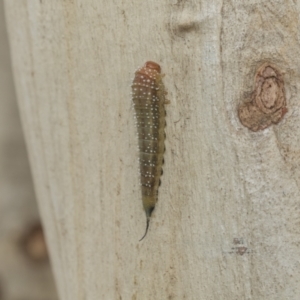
[[0, 2, 58, 299]]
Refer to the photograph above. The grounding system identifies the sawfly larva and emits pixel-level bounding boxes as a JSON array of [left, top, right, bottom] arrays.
[[132, 61, 168, 241]]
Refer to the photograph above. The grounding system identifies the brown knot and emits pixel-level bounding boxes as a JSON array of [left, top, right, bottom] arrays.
[[238, 63, 287, 132]]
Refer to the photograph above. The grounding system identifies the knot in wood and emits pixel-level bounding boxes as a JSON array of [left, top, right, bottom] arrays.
[[255, 65, 285, 114], [238, 63, 287, 132]]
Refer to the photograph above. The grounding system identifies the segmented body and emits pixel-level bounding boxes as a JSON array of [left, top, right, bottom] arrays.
[[132, 61, 167, 240]]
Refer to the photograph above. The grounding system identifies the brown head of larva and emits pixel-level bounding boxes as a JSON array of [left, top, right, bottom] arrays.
[[134, 61, 162, 85], [144, 61, 161, 73], [238, 63, 287, 132]]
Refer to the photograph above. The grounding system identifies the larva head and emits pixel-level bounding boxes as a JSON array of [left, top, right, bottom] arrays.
[[133, 61, 161, 87], [144, 61, 161, 73]]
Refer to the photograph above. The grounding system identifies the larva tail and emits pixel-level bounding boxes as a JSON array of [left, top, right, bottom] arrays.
[[139, 218, 150, 242]]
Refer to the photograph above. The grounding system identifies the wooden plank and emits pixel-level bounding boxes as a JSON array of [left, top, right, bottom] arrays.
[[4, 0, 300, 299]]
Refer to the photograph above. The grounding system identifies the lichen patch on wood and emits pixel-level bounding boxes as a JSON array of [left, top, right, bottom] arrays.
[[238, 63, 287, 132]]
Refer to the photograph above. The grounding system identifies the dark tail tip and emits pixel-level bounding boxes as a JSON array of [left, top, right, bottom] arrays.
[[139, 218, 150, 241]]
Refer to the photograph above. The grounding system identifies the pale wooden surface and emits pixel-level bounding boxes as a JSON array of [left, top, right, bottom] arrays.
[[4, 0, 300, 299], [0, 1, 58, 299]]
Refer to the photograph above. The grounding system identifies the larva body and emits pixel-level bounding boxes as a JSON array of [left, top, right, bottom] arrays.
[[132, 61, 167, 240]]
